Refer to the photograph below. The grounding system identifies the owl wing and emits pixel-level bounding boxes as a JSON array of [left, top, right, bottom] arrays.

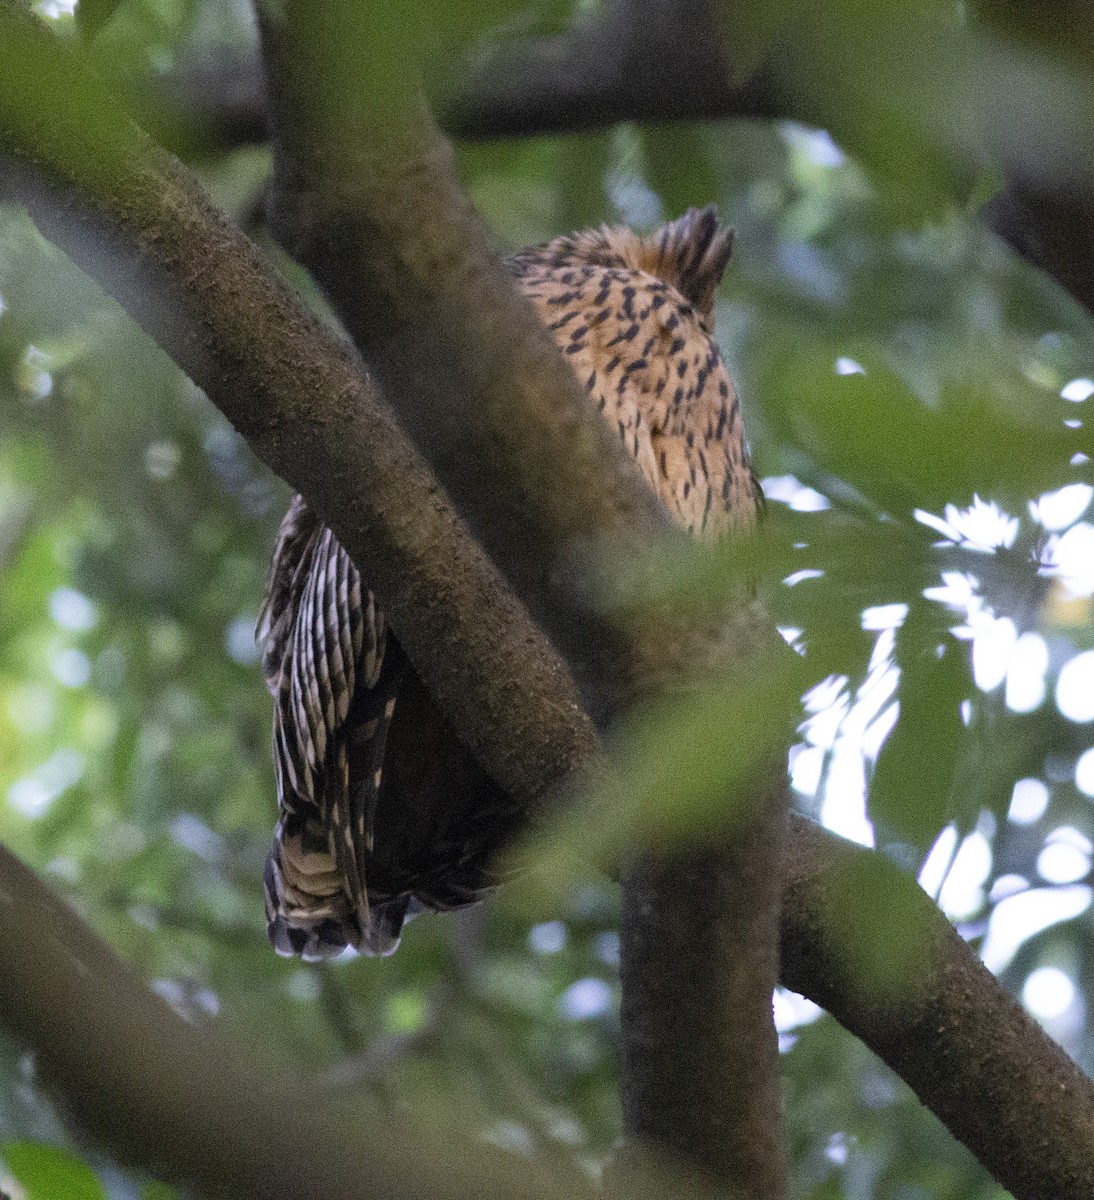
[[258, 494, 408, 959]]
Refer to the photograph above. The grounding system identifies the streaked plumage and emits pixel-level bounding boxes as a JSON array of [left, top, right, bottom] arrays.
[[259, 206, 760, 959]]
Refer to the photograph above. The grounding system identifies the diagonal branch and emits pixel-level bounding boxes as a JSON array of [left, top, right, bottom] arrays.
[[0, 1, 597, 824], [781, 818, 1094, 1200]]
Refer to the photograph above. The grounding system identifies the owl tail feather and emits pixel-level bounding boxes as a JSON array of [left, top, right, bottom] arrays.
[[361, 896, 413, 956], [264, 842, 412, 959]]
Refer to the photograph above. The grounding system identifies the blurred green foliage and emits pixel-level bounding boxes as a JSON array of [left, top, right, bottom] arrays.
[[2, 1, 1094, 1198], [2, 1141, 107, 1200]]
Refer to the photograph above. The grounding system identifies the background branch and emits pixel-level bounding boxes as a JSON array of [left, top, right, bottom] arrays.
[[985, 185, 1094, 317], [440, 0, 785, 140], [135, 1, 781, 157], [139, 54, 267, 157], [142, 2, 1094, 322]]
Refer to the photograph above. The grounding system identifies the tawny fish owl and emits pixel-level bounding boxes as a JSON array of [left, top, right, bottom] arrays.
[[258, 207, 761, 959]]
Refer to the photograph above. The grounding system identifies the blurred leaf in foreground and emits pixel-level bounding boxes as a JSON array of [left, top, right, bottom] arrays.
[[1, 1141, 105, 1200]]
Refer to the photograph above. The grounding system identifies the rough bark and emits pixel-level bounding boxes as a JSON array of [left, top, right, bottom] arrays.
[[616, 783, 789, 1199]]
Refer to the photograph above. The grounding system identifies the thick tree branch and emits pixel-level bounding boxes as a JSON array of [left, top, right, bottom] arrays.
[[0, 842, 590, 1200], [617, 786, 788, 1198], [255, 6, 788, 1195]]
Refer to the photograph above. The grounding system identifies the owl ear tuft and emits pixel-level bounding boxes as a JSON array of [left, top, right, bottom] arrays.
[[512, 206, 734, 327], [647, 205, 734, 325]]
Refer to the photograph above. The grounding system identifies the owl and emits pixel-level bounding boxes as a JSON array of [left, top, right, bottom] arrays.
[[258, 207, 761, 959]]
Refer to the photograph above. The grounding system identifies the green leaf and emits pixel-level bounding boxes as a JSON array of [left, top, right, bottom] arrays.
[[141, 1181, 179, 1200], [512, 642, 811, 911], [869, 608, 971, 854], [819, 847, 937, 1004], [760, 338, 1083, 517], [75, 0, 128, 40], [2, 1142, 106, 1200]]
